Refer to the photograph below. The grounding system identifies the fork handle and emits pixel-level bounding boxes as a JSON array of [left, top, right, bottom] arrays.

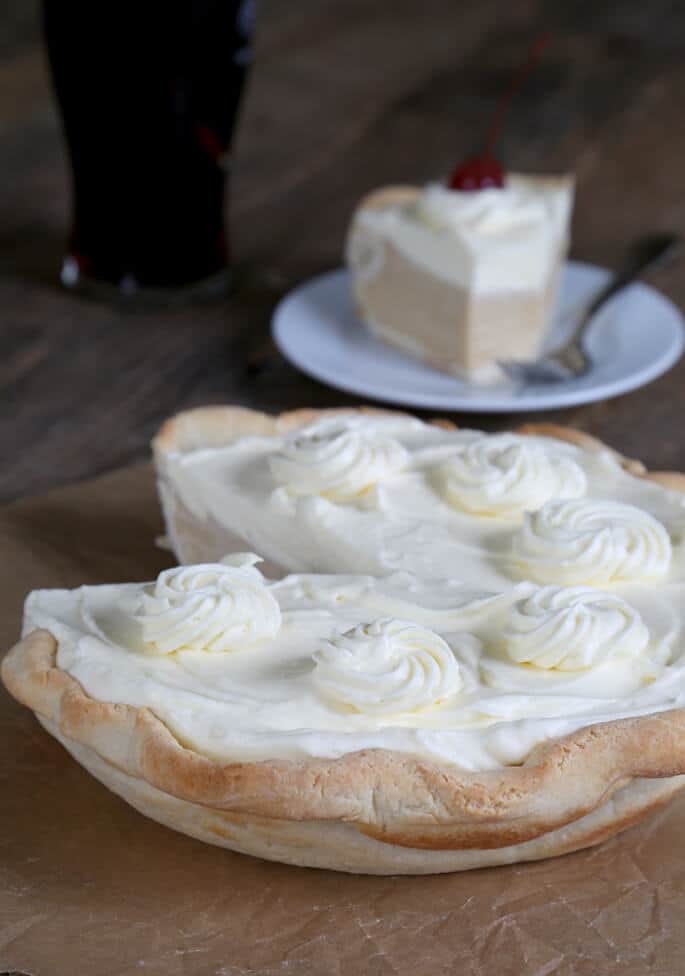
[[572, 233, 681, 345]]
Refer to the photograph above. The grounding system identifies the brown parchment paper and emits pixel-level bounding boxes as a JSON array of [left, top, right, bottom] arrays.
[[2, 465, 685, 976]]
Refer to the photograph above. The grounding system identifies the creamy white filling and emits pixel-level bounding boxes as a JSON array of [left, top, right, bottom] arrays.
[[348, 174, 573, 292], [23, 569, 685, 772], [159, 414, 685, 589], [92, 414, 685, 771]]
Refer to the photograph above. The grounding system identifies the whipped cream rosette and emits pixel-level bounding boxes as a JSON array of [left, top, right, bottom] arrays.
[[439, 433, 586, 516], [268, 417, 409, 502], [513, 498, 672, 586], [312, 617, 464, 716], [502, 585, 649, 671], [136, 553, 281, 654]]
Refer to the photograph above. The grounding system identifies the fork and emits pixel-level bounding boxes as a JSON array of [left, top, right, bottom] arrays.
[[498, 232, 681, 385]]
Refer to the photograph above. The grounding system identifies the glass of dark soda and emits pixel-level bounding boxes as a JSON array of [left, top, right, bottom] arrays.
[[43, 0, 254, 301]]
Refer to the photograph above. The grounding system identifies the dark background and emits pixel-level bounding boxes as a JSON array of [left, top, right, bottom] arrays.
[[2, 0, 684, 503]]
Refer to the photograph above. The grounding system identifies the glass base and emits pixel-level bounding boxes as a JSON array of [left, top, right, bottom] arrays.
[[60, 256, 232, 308]]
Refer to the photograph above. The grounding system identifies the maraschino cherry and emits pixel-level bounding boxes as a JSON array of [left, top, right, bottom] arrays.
[[449, 155, 505, 192], [449, 33, 552, 192]]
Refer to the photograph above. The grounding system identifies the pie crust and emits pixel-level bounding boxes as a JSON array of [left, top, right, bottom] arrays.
[[4, 409, 685, 873], [4, 629, 685, 874]]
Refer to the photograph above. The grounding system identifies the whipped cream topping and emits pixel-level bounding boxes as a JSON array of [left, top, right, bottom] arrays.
[[415, 180, 561, 236], [439, 433, 587, 516], [23, 566, 685, 772], [160, 413, 685, 589], [136, 554, 281, 654], [502, 586, 649, 671], [269, 416, 408, 502], [350, 174, 573, 292], [313, 617, 464, 715], [514, 499, 673, 586]]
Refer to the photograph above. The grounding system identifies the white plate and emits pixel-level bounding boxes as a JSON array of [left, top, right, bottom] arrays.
[[272, 263, 684, 413]]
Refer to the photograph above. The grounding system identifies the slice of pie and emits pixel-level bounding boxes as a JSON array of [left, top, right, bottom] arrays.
[[345, 176, 573, 379], [5, 554, 685, 874]]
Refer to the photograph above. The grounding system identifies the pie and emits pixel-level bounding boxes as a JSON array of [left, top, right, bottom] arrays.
[[4, 408, 685, 874], [345, 175, 573, 378]]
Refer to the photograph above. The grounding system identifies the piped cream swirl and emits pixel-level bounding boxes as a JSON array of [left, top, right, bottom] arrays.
[[513, 498, 672, 585], [136, 554, 281, 654], [312, 617, 463, 716], [503, 585, 649, 671], [269, 418, 409, 502], [439, 434, 586, 516]]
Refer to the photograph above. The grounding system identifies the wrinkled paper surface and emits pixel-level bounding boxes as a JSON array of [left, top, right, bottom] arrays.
[[1, 465, 684, 976]]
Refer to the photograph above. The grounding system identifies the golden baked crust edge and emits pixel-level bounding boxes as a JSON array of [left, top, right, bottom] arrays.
[[4, 629, 685, 853], [152, 405, 419, 459], [35, 713, 685, 874]]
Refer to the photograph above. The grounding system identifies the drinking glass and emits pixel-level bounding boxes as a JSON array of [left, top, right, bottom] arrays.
[[43, 0, 255, 301]]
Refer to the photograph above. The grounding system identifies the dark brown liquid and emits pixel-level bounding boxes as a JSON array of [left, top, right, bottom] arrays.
[[44, 0, 252, 289]]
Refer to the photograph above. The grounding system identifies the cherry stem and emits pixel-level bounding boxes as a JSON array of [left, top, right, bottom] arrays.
[[483, 32, 552, 159]]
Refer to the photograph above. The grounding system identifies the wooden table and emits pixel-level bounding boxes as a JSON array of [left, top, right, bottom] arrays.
[[2, 0, 684, 504]]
